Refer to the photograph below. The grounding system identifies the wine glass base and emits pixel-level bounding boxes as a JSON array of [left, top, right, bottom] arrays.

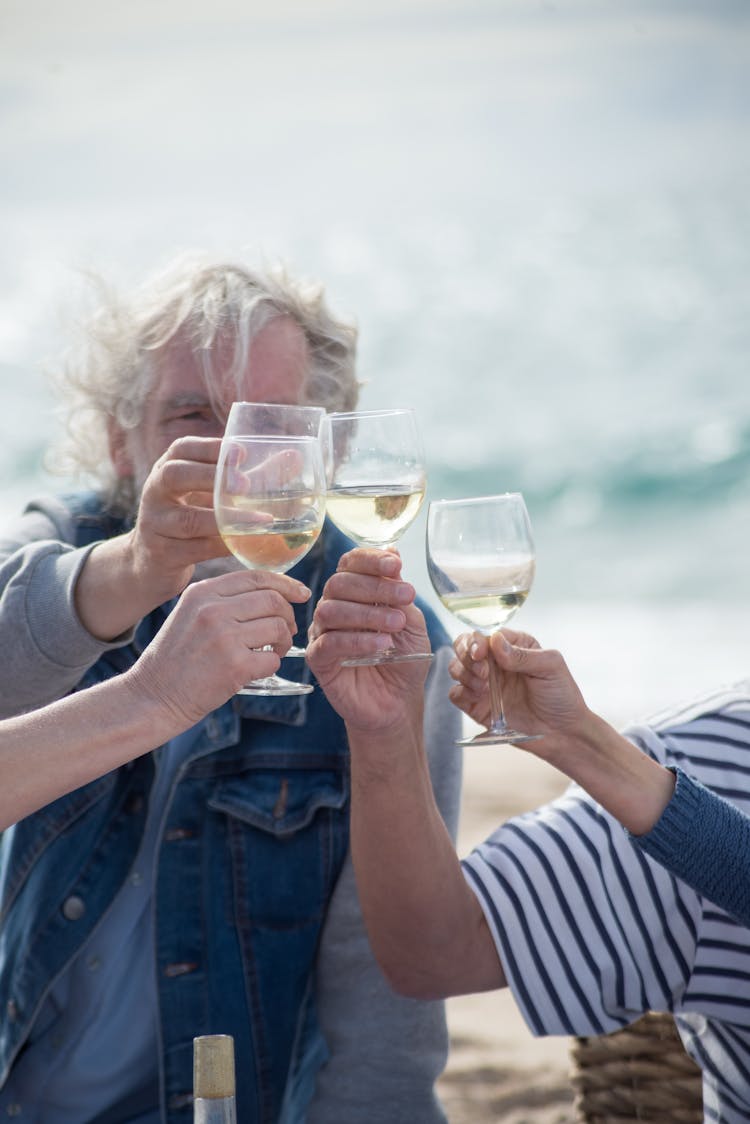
[[456, 729, 543, 747], [237, 675, 314, 697], [341, 651, 434, 668]]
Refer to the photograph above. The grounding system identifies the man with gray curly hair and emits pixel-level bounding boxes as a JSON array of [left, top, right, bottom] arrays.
[[57, 258, 359, 518], [0, 256, 461, 1124]]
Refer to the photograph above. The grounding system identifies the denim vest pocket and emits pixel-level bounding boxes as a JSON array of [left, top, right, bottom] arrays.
[[208, 768, 349, 929], [208, 766, 347, 836]]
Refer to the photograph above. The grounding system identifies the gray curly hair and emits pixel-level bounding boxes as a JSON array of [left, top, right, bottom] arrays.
[[52, 255, 360, 514]]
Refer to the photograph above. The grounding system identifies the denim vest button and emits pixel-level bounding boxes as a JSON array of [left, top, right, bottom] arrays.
[[164, 827, 194, 841], [125, 793, 144, 814], [61, 895, 86, 921], [163, 961, 198, 978], [6, 1104, 21, 1116], [6, 999, 18, 1022]]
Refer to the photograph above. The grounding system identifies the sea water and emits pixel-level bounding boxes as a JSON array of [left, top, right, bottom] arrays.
[[1, 0, 749, 728]]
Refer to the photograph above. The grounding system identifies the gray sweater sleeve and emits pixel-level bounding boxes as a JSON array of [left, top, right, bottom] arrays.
[[0, 505, 133, 716], [306, 644, 462, 1123], [632, 765, 750, 928]]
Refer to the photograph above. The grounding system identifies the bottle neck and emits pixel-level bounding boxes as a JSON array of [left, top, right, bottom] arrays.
[[193, 1096, 237, 1124]]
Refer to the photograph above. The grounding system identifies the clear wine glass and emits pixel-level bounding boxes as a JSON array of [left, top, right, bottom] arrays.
[[213, 432, 326, 696], [321, 408, 432, 666], [426, 493, 541, 745], [224, 401, 325, 440], [224, 401, 325, 658]]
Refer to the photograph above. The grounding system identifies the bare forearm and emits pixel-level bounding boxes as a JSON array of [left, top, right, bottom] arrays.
[[544, 711, 676, 836], [0, 674, 181, 829], [455, 633, 678, 838], [348, 718, 504, 999]]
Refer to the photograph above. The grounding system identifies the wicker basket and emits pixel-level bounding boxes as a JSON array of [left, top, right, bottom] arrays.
[[569, 1011, 703, 1123]]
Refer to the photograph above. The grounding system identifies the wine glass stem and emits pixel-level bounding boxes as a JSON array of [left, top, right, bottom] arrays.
[[487, 645, 509, 736]]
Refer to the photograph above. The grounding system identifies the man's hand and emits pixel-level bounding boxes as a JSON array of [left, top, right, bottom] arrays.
[[76, 437, 228, 639], [127, 569, 311, 726], [128, 435, 229, 595], [306, 548, 432, 733]]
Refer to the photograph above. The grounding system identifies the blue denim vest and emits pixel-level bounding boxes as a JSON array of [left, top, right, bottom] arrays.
[[0, 494, 449, 1123]]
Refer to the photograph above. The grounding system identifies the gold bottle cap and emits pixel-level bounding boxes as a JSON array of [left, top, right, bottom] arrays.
[[193, 1034, 236, 1099]]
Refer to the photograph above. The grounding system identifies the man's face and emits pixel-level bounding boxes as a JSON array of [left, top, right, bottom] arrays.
[[110, 315, 310, 493]]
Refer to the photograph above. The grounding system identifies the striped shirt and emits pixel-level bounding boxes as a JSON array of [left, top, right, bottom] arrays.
[[462, 683, 750, 1123]]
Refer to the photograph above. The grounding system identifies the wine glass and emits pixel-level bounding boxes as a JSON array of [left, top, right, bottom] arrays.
[[224, 401, 325, 658], [213, 432, 326, 696], [426, 493, 541, 745], [224, 401, 325, 440], [321, 407, 432, 666]]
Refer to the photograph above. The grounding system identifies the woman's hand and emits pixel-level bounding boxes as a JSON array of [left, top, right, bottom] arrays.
[[306, 548, 432, 733], [128, 568, 311, 726], [449, 628, 593, 755]]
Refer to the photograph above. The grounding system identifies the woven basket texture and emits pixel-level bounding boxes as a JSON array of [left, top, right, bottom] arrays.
[[569, 1011, 703, 1123]]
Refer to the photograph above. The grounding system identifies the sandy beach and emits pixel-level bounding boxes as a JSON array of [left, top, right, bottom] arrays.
[[437, 744, 578, 1124]]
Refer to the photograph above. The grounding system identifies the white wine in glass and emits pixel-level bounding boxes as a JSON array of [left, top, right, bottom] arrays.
[[223, 401, 325, 658], [426, 493, 541, 745], [321, 408, 432, 666], [324, 485, 425, 548], [214, 433, 326, 696]]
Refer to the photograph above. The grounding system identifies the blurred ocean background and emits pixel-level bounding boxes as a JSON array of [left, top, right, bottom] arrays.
[[2, 0, 749, 728]]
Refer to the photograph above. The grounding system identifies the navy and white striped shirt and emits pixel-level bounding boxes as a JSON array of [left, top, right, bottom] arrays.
[[462, 683, 750, 1123]]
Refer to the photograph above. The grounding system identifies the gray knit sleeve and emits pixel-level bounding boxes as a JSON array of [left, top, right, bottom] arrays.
[[632, 766, 750, 927]]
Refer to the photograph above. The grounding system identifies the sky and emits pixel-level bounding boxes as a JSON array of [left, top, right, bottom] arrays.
[[2, 1, 748, 231], [1, 1, 748, 389]]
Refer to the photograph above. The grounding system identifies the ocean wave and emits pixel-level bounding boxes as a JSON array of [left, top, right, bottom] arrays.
[[429, 421, 750, 526]]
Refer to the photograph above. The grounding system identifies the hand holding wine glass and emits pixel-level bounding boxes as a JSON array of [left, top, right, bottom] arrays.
[[321, 407, 432, 666], [306, 547, 435, 728], [213, 432, 326, 696], [426, 492, 541, 745]]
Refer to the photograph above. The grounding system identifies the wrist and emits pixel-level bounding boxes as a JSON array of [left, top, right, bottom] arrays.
[[118, 662, 191, 744], [544, 709, 676, 835], [347, 695, 424, 739], [533, 705, 608, 771], [347, 708, 425, 769], [76, 533, 188, 641], [124, 529, 191, 605]]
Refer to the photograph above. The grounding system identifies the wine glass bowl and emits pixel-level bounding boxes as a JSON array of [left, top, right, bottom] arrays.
[[321, 408, 432, 666], [321, 409, 426, 549], [213, 433, 326, 695], [224, 400, 325, 439], [426, 493, 540, 745], [222, 401, 325, 659]]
